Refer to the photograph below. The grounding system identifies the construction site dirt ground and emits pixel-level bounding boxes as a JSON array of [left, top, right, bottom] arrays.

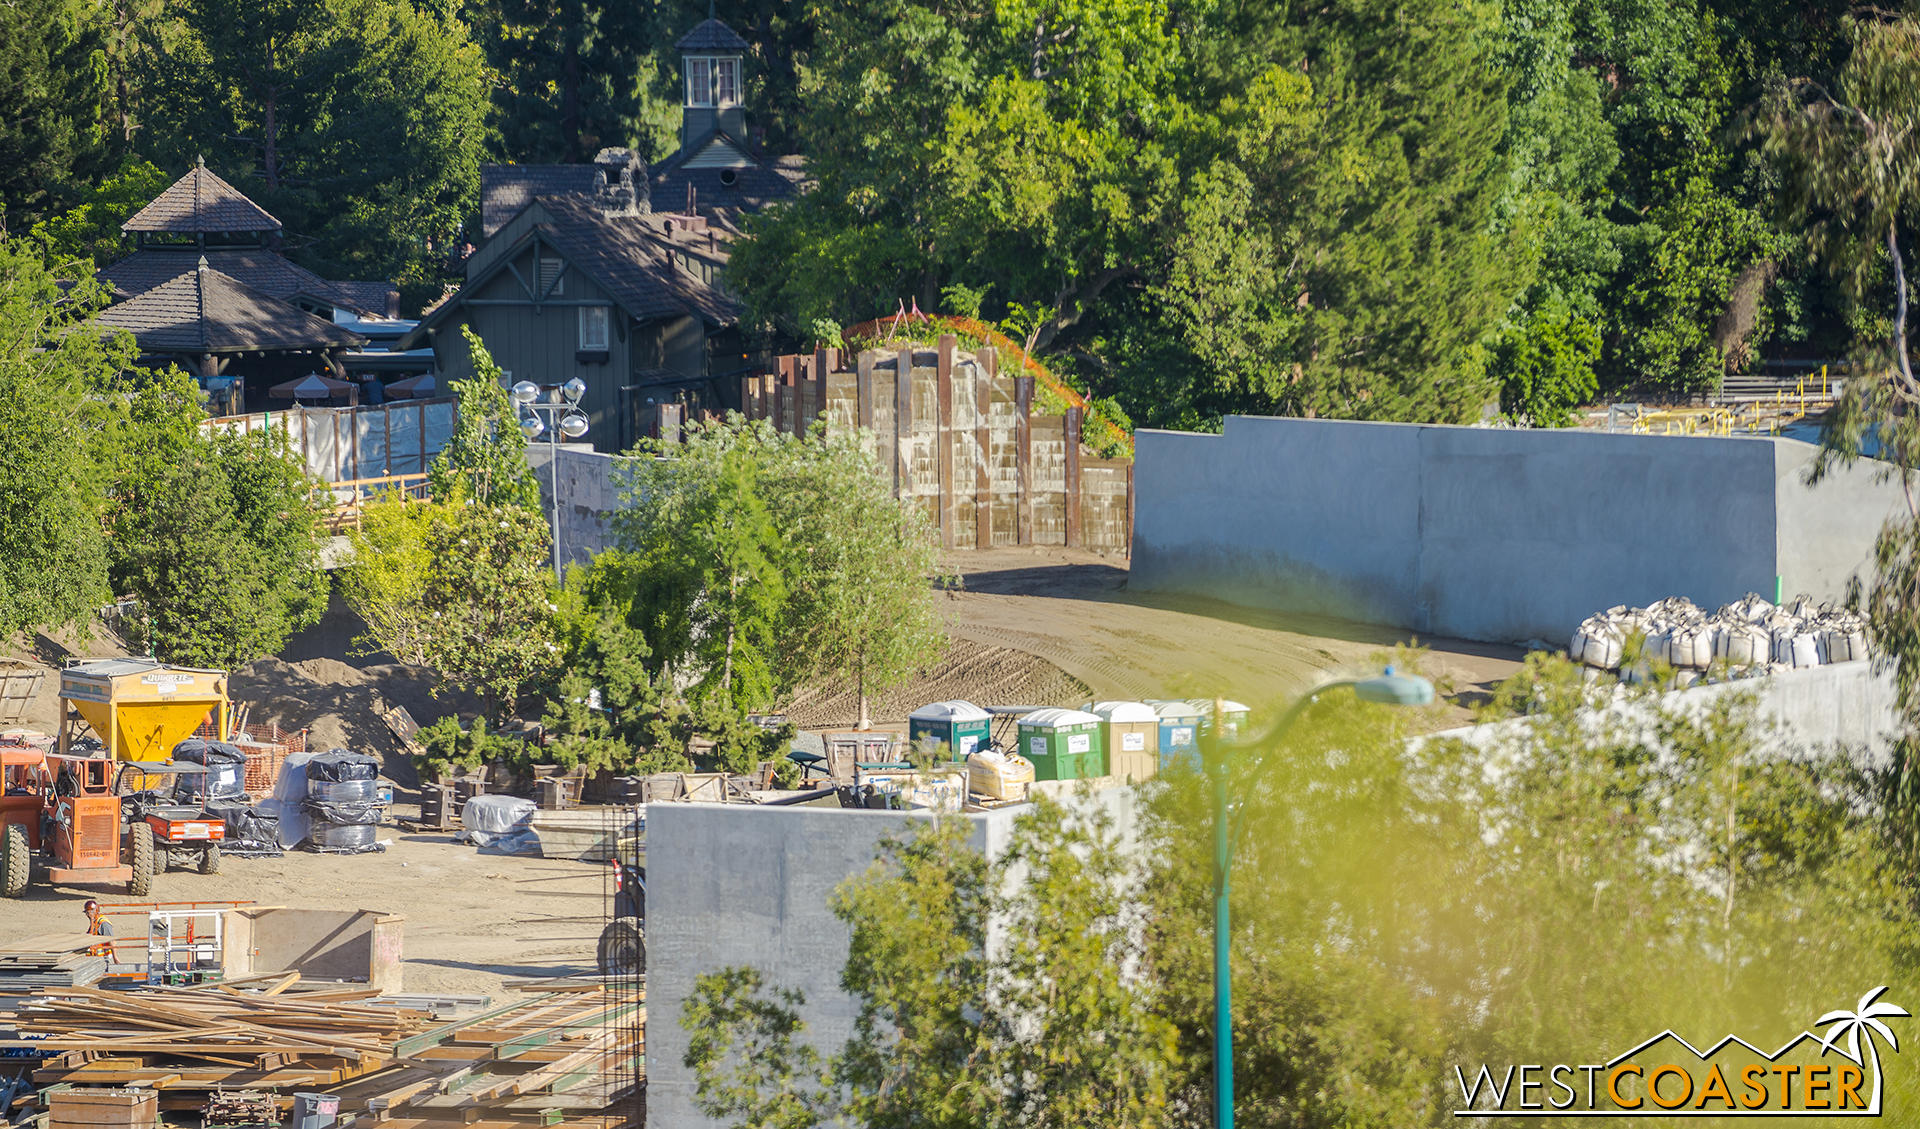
[[0, 547, 1525, 999]]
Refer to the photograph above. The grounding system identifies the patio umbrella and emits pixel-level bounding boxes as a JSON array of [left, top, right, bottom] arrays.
[[383, 373, 438, 398], [268, 373, 352, 400]]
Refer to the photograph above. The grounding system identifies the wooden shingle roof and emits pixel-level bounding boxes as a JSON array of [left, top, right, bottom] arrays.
[[122, 162, 282, 234], [94, 261, 367, 353]]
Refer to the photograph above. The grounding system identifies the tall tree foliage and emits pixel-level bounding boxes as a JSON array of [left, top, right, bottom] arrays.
[[428, 327, 541, 511], [135, 0, 486, 284], [0, 0, 111, 231], [470, 0, 677, 163], [104, 369, 330, 667], [0, 239, 127, 643]]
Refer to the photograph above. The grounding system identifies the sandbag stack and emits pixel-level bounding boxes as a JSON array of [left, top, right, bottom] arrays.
[[303, 750, 385, 852], [1571, 592, 1871, 680]]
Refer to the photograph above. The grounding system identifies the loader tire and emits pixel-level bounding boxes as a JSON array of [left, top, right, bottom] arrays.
[[128, 823, 154, 897], [1, 825, 29, 897]]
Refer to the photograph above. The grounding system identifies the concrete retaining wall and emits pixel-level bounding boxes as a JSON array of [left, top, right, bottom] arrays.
[[645, 784, 1137, 1129], [1424, 659, 1901, 768], [1130, 417, 1909, 645], [526, 444, 636, 571]]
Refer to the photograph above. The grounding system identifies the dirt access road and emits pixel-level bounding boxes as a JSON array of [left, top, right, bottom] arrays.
[[812, 546, 1526, 728]]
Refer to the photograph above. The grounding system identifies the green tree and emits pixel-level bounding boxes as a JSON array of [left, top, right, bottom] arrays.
[[472, 0, 677, 164], [683, 800, 1176, 1127], [27, 157, 169, 269], [1761, 15, 1920, 846], [687, 449, 787, 710], [428, 327, 540, 510], [1493, 297, 1601, 425], [769, 430, 944, 730], [542, 593, 693, 775], [0, 0, 111, 230], [135, 0, 485, 285], [0, 239, 130, 643], [105, 370, 329, 666]]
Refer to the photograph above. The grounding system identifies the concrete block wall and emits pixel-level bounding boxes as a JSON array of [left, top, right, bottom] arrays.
[[526, 444, 638, 570], [1130, 417, 1909, 646]]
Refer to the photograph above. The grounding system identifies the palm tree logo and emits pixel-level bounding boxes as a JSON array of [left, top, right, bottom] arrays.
[[1817, 985, 1910, 1113]]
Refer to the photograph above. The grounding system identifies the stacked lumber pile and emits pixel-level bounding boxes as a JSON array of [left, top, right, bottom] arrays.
[[10, 982, 644, 1129], [335, 986, 644, 1129], [18, 981, 432, 1109], [0, 937, 111, 992]]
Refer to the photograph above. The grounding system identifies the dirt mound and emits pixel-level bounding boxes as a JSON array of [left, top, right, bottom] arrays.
[[229, 659, 484, 788], [785, 640, 1090, 730]]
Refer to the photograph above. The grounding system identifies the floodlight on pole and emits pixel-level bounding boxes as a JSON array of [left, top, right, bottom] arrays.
[[516, 382, 590, 579], [1202, 667, 1434, 1129]]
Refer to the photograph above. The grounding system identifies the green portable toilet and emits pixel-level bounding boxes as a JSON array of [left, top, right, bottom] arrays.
[[1017, 708, 1105, 781], [908, 700, 992, 760], [1145, 700, 1204, 770], [1189, 698, 1253, 743], [1084, 701, 1159, 781]]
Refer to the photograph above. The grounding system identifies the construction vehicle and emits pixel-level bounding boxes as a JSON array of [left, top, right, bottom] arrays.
[[0, 741, 50, 895], [57, 658, 228, 761], [40, 754, 154, 897], [596, 851, 645, 977], [116, 762, 224, 876]]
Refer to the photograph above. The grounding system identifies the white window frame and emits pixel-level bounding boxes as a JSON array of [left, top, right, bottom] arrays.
[[579, 305, 610, 352], [684, 56, 738, 107], [685, 57, 712, 107]]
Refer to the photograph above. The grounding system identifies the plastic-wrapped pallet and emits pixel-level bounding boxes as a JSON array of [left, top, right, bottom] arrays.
[[302, 751, 385, 851], [462, 794, 537, 846]]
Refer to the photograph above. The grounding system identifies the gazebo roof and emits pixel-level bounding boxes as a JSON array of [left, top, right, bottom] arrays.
[[122, 161, 282, 234], [93, 261, 367, 353]]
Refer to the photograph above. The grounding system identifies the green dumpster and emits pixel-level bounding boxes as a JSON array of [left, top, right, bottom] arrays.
[[1017, 708, 1106, 781]]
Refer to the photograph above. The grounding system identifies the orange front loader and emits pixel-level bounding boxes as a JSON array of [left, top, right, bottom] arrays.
[[42, 756, 152, 897]]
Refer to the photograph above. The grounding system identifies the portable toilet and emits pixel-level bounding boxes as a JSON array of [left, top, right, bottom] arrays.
[[908, 701, 992, 761], [1145, 700, 1204, 770], [1190, 699, 1253, 743], [1085, 701, 1158, 781], [1017, 708, 1105, 781]]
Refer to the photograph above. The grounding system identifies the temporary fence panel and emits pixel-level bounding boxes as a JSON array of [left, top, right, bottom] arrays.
[[203, 397, 457, 484]]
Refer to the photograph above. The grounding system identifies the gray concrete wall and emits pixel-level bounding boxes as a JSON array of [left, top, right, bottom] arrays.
[[526, 444, 636, 571], [646, 783, 1137, 1129], [1131, 417, 1907, 645]]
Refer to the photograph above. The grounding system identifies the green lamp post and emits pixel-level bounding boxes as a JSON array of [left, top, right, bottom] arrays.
[[1203, 668, 1435, 1129]]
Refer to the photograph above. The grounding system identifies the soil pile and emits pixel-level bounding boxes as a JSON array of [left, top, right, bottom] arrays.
[[229, 658, 483, 787]]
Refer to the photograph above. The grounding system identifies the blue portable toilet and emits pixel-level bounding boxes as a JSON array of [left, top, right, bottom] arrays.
[[1189, 699, 1253, 743], [1145, 700, 1204, 770]]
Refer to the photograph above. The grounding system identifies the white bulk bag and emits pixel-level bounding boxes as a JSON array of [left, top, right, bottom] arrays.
[[1786, 632, 1822, 668], [1716, 622, 1768, 667], [1668, 625, 1714, 669], [1579, 619, 1623, 670], [1825, 626, 1868, 664]]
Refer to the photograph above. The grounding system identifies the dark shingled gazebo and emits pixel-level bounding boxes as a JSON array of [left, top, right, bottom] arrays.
[[94, 258, 367, 379], [122, 159, 282, 237]]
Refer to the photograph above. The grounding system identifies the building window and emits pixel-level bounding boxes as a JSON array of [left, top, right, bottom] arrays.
[[685, 57, 711, 107], [715, 57, 737, 105], [579, 305, 610, 352], [539, 256, 564, 296]]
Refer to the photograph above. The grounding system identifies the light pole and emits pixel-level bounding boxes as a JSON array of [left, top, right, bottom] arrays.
[[510, 378, 589, 579], [1202, 668, 1434, 1129]]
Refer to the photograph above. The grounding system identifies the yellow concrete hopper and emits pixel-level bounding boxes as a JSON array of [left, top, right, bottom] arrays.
[[58, 659, 228, 761]]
